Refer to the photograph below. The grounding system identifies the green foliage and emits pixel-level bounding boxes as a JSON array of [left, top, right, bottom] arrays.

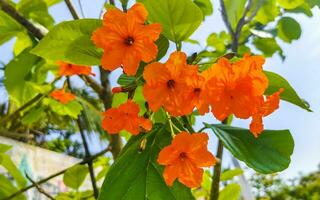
[[218, 183, 241, 200], [44, 0, 62, 6], [63, 164, 89, 190], [98, 125, 194, 200], [140, 0, 203, 42], [277, 17, 302, 43], [277, 0, 304, 9], [0, 175, 26, 200], [207, 31, 231, 53], [265, 71, 311, 111], [156, 34, 170, 60], [4, 49, 48, 106], [206, 124, 294, 174], [22, 106, 45, 125], [43, 98, 83, 119], [31, 19, 103, 65], [224, 0, 246, 29], [254, 0, 280, 24], [17, 0, 54, 28], [0, 143, 11, 153], [194, 0, 213, 18], [253, 37, 283, 58], [220, 168, 243, 181], [0, 10, 24, 45], [0, 154, 27, 188]]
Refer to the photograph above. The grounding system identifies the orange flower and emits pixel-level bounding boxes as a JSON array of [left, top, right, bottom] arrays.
[[58, 61, 94, 76], [92, 3, 162, 75], [102, 100, 152, 135], [157, 132, 216, 188], [204, 54, 283, 136], [50, 89, 76, 104], [143, 51, 194, 116]]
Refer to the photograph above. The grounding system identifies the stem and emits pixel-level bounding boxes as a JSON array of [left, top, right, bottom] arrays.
[[166, 112, 175, 137], [210, 139, 224, 200], [3, 146, 111, 200], [64, 0, 80, 19], [0, 0, 44, 40], [25, 173, 55, 200], [181, 116, 195, 133]]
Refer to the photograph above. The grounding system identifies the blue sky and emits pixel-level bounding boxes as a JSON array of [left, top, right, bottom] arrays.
[[1, 0, 320, 179]]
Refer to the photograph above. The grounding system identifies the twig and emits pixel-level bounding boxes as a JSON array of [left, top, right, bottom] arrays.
[[0, 0, 44, 40], [81, 75, 104, 97], [219, 0, 234, 36], [78, 0, 85, 18], [64, 0, 80, 19], [181, 116, 195, 133], [67, 78, 99, 199], [25, 173, 55, 200], [2, 146, 111, 200]]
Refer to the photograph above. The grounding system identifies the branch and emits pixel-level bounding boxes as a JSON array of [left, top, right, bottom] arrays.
[[64, 0, 80, 20], [210, 139, 224, 200], [219, 0, 234, 36], [67, 77, 99, 199], [3, 146, 111, 200], [81, 75, 104, 97], [25, 173, 55, 200], [0, 0, 44, 40]]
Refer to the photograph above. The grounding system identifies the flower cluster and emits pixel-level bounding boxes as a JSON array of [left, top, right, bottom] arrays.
[[93, 3, 283, 189], [102, 100, 152, 135]]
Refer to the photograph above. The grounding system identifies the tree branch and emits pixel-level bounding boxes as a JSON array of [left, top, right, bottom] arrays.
[[25, 173, 55, 200], [2, 146, 111, 200], [0, 0, 44, 40], [219, 0, 234, 36], [64, 0, 80, 20]]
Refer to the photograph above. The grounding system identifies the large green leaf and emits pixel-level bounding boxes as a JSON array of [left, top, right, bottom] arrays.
[[253, 37, 283, 58], [277, 17, 301, 43], [63, 164, 89, 190], [0, 144, 11, 153], [0, 10, 25, 45], [218, 184, 241, 200], [0, 154, 27, 188], [4, 50, 43, 106], [0, 175, 26, 200], [220, 168, 243, 181], [224, 0, 246, 30], [44, 0, 63, 6], [277, 0, 304, 9], [31, 19, 103, 66], [140, 0, 203, 42], [264, 71, 311, 111], [205, 124, 294, 174], [98, 125, 194, 200]]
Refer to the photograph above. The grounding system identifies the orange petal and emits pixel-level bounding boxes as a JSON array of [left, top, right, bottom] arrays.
[[127, 3, 148, 24], [101, 48, 124, 71], [143, 62, 168, 84], [140, 41, 158, 62], [262, 88, 284, 116], [143, 84, 167, 111], [102, 108, 125, 134], [249, 114, 263, 137], [138, 117, 152, 131], [178, 159, 203, 188], [163, 164, 180, 186], [122, 51, 141, 75], [158, 145, 180, 165]]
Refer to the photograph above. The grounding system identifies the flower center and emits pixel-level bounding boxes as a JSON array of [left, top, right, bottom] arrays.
[[179, 152, 187, 160], [194, 88, 201, 95], [167, 79, 175, 89], [124, 37, 134, 46]]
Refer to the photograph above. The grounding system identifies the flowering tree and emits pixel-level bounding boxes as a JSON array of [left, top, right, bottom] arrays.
[[0, 0, 315, 199]]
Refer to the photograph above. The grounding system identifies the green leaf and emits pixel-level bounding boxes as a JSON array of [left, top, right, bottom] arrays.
[[207, 31, 230, 52], [17, 0, 54, 28], [264, 71, 311, 111], [253, 37, 283, 58], [205, 124, 294, 174], [218, 184, 241, 200], [224, 0, 246, 29], [0, 154, 27, 188], [43, 98, 83, 119], [254, 0, 280, 24], [4, 49, 42, 106], [277, 17, 301, 43], [0, 10, 25, 45], [194, 0, 213, 17], [31, 19, 103, 66], [156, 34, 170, 60], [98, 125, 194, 200], [287, 3, 313, 17], [63, 164, 89, 190], [22, 106, 45, 125], [220, 168, 243, 181], [0, 175, 26, 200], [13, 33, 33, 55], [277, 0, 304, 9], [140, 0, 203, 42], [44, 0, 62, 6], [0, 144, 12, 153]]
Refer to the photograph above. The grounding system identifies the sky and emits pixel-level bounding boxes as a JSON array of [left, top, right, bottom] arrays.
[[1, 0, 320, 180]]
